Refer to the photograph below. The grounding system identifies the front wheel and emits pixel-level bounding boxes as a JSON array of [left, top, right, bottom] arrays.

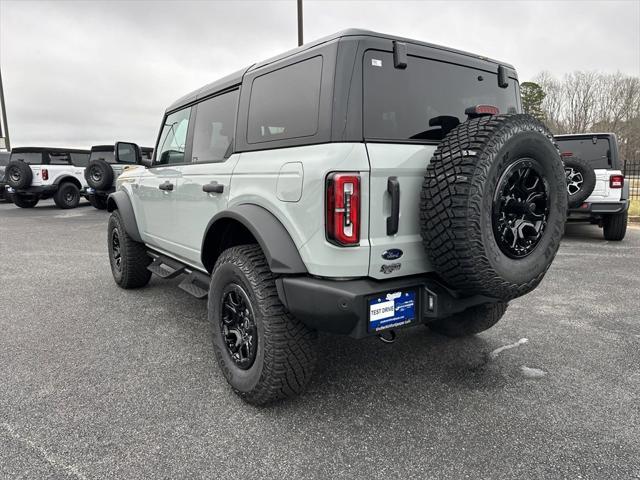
[[13, 194, 39, 208], [427, 303, 508, 337], [54, 182, 80, 209], [107, 210, 152, 288], [209, 244, 318, 405], [602, 211, 628, 241]]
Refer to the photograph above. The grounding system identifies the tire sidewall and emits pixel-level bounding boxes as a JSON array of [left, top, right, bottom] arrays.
[[479, 130, 567, 287], [208, 262, 266, 394], [563, 156, 596, 207], [86, 160, 113, 190], [57, 183, 80, 208], [108, 212, 124, 284]]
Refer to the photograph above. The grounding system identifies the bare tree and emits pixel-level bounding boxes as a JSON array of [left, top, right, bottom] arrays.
[[533, 71, 640, 164]]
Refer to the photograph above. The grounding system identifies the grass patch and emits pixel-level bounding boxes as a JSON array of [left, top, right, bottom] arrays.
[[629, 199, 640, 218]]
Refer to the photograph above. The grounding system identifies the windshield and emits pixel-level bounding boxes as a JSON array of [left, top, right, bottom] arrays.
[[555, 137, 612, 169], [363, 50, 520, 142]]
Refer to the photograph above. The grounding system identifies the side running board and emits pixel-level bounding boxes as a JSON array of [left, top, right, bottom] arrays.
[[147, 254, 186, 279], [147, 252, 210, 299], [178, 271, 210, 299]]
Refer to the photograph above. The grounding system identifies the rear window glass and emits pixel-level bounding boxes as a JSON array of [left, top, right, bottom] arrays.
[[49, 153, 70, 165], [555, 137, 611, 169], [71, 153, 89, 167], [10, 152, 42, 164], [90, 150, 116, 163], [363, 50, 520, 142], [247, 56, 322, 144]]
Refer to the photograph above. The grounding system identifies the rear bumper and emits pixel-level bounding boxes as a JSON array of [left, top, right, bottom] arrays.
[[568, 200, 628, 216], [277, 274, 497, 339], [5, 184, 57, 197]]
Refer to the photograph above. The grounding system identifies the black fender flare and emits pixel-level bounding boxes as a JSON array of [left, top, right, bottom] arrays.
[[106, 191, 142, 242], [53, 175, 82, 190], [202, 204, 307, 274]]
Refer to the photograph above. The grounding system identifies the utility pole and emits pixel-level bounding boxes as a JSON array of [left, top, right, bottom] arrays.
[[0, 67, 9, 151], [297, 0, 303, 46]]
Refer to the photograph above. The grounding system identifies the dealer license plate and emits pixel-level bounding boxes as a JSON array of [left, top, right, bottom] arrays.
[[368, 290, 417, 332]]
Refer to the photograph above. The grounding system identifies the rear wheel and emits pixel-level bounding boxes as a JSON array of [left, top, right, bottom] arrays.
[[107, 210, 152, 288], [427, 303, 508, 337], [602, 211, 628, 241], [13, 194, 38, 208], [209, 244, 318, 405], [54, 182, 80, 209]]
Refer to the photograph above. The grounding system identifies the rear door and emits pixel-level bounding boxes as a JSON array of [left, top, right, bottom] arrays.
[[556, 136, 621, 202], [171, 89, 240, 265], [362, 49, 521, 279]]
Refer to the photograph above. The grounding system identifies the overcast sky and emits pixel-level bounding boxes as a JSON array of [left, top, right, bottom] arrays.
[[1, 0, 638, 148]]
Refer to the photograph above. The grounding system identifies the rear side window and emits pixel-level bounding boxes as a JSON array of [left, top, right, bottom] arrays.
[[556, 138, 611, 169], [10, 152, 42, 164], [90, 150, 116, 164], [155, 107, 192, 165], [363, 50, 520, 141], [49, 153, 71, 165], [192, 90, 238, 163], [71, 153, 89, 167], [247, 56, 322, 144]]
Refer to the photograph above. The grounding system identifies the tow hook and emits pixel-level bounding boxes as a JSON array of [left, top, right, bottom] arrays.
[[377, 330, 397, 344]]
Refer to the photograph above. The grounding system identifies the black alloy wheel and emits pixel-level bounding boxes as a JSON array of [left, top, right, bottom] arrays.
[[492, 158, 550, 259], [220, 284, 258, 370], [111, 227, 122, 272]]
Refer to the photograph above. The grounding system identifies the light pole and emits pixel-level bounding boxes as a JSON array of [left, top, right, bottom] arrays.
[[0, 67, 9, 151], [297, 0, 303, 46]]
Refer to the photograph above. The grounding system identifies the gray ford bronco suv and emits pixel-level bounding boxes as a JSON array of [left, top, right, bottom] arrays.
[[107, 30, 567, 404]]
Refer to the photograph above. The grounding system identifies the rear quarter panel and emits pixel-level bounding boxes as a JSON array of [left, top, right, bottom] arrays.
[[229, 143, 371, 278]]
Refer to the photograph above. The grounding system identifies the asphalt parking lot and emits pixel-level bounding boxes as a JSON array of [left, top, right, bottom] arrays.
[[1, 199, 639, 479]]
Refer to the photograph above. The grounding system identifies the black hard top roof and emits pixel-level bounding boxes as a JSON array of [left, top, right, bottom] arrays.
[[90, 145, 153, 152], [11, 147, 90, 154], [166, 29, 516, 113]]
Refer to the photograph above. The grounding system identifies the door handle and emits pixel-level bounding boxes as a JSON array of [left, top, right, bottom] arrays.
[[386, 176, 400, 235], [203, 182, 224, 194], [159, 181, 174, 191]]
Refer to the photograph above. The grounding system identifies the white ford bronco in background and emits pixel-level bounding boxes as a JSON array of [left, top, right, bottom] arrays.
[[106, 30, 567, 404], [4, 147, 90, 208], [84, 144, 153, 209], [556, 133, 629, 240]]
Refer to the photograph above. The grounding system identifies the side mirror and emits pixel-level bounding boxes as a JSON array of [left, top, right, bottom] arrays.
[[115, 141, 141, 165], [140, 157, 152, 168]]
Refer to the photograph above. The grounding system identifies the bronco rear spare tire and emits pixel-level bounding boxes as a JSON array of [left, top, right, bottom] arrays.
[[85, 159, 113, 190], [420, 114, 567, 301], [5, 160, 32, 189]]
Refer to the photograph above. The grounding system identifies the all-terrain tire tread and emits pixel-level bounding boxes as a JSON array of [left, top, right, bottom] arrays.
[[108, 210, 152, 288], [213, 244, 318, 405], [602, 211, 627, 241]]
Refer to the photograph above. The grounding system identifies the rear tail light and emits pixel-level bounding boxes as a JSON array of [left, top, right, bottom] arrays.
[[560, 152, 573, 157], [41, 169, 49, 181], [326, 173, 360, 246], [610, 174, 624, 189], [465, 105, 499, 118]]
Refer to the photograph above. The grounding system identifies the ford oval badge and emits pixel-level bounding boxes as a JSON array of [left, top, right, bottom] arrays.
[[382, 249, 403, 260]]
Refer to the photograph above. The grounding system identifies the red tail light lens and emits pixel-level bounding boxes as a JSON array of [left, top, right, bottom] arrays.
[[326, 173, 360, 246], [41, 169, 49, 181], [560, 152, 573, 157], [610, 174, 624, 189]]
